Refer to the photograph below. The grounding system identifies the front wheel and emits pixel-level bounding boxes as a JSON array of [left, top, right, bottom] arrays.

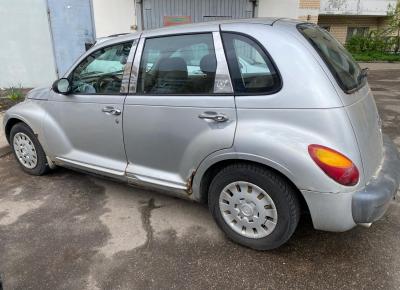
[[208, 163, 300, 250], [10, 122, 50, 175]]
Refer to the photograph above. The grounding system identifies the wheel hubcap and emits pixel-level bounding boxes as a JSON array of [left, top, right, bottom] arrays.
[[13, 132, 38, 169], [219, 181, 278, 239]]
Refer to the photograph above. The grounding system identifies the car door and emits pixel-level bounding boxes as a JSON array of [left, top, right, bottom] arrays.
[[123, 31, 236, 192], [44, 39, 138, 177]]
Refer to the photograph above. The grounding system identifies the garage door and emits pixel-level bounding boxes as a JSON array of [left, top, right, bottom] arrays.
[[140, 0, 254, 30], [47, 0, 95, 76]]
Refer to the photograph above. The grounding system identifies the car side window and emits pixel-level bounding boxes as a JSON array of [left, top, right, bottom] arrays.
[[221, 33, 281, 94], [70, 41, 133, 94], [137, 34, 217, 95]]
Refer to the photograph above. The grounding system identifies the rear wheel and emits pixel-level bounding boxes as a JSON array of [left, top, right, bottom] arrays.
[[10, 123, 49, 175], [208, 163, 300, 250]]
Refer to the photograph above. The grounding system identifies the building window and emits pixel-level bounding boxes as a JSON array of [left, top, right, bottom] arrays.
[[320, 25, 330, 32], [346, 27, 369, 42]]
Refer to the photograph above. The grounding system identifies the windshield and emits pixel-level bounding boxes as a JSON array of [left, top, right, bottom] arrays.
[[297, 23, 365, 93]]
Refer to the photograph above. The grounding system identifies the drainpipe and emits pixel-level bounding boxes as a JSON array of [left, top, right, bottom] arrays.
[[250, 0, 257, 18], [136, 0, 145, 31], [45, 0, 59, 78]]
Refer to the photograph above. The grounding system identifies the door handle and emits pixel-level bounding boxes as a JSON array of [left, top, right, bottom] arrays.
[[102, 106, 121, 116], [198, 111, 229, 122]]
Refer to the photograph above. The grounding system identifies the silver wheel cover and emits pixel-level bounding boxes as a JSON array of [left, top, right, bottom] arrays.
[[13, 132, 38, 169], [219, 181, 278, 239]]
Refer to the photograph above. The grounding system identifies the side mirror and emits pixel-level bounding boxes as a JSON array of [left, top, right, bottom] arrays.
[[52, 78, 71, 94]]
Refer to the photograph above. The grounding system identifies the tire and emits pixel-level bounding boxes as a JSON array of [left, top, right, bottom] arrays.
[[10, 122, 50, 175], [208, 163, 300, 250]]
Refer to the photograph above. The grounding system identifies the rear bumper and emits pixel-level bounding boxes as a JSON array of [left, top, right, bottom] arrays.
[[352, 135, 400, 223], [302, 134, 400, 232]]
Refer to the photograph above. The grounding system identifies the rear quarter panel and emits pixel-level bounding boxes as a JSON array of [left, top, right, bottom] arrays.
[[218, 23, 364, 193], [234, 108, 364, 193], [276, 21, 384, 185]]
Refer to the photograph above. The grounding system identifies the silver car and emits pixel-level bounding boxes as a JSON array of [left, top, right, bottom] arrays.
[[3, 19, 400, 250]]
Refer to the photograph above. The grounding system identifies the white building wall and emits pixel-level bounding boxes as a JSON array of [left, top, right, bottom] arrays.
[[92, 0, 136, 37], [257, 0, 299, 18], [0, 0, 57, 88], [320, 0, 397, 16]]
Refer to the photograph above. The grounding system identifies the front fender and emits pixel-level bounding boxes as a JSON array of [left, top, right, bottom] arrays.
[[3, 100, 48, 152]]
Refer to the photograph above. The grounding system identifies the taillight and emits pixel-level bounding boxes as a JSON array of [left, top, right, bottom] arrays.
[[308, 144, 359, 186]]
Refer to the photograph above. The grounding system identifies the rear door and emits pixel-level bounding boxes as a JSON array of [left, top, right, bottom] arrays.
[[123, 31, 236, 191]]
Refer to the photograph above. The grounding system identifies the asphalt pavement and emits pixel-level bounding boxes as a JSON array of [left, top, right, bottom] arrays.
[[0, 64, 399, 290]]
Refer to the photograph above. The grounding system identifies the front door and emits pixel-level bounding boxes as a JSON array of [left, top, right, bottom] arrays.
[[123, 32, 236, 191], [45, 40, 136, 176]]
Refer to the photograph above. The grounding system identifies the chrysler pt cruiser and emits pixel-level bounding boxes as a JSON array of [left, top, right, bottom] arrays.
[[3, 18, 400, 250]]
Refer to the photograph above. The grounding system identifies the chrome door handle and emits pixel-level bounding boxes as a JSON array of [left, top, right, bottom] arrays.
[[102, 106, 121, 116], [198, 111, 229, 122]]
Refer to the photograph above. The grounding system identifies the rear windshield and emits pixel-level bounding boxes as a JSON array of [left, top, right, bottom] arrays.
[[297, 23, 365, 93]]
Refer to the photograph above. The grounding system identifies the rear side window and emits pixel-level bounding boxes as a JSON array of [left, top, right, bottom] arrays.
[[221, 32, 281, 94], [298, 23, 364, 93], [137, 33, 217, 95]]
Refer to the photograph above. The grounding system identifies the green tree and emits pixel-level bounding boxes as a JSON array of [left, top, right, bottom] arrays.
[[387, 0, 400, 53]]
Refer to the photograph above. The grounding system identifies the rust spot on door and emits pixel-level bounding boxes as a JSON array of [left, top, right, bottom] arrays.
[[186, 170, 196, 195]]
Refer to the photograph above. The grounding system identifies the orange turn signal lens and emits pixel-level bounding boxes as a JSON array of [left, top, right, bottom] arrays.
[[308, 144, 359, 186]]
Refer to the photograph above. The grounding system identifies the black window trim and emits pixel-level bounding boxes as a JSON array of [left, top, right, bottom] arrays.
[[66, 40, 135, 96], [220, 30, 283, 96], [133, 32, 232, 97], [297, 23, 366, 95]]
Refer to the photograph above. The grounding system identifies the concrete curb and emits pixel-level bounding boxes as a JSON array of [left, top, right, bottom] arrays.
[[359, 62, 400, 70], [0, 111, 10, 158], [0, 146, 11, 158]]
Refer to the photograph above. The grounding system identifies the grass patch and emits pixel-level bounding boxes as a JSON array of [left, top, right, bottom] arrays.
[[351, 51, 400, 62], [5, 87, 24, 102], [0, 87, 30, 111]]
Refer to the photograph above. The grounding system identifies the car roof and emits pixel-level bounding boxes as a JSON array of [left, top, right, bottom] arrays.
[[93, 18, 301, 48]]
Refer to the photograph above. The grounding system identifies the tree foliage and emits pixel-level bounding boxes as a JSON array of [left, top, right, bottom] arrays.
[[346, 1, 400, 55], [387, 0, 400, 52]]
